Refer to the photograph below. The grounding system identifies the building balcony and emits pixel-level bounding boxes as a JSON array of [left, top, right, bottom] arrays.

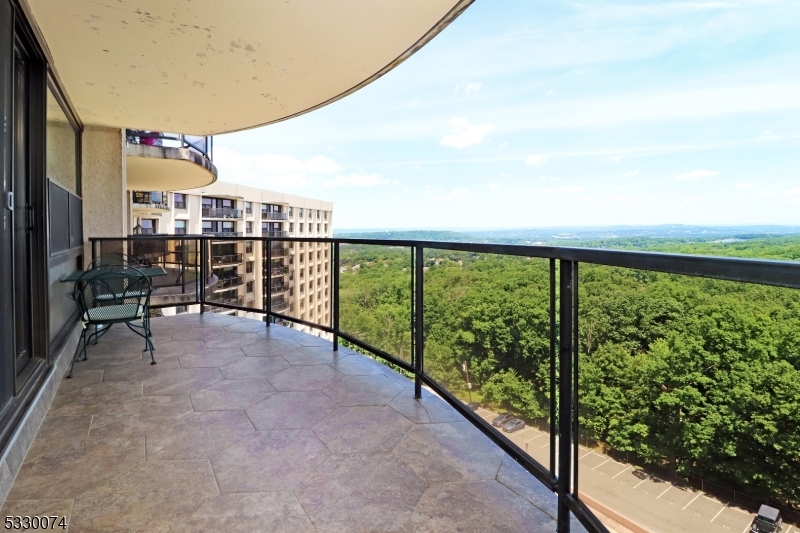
[[271, 301, 291, 313], [205, 296, 244, 310], [125, 131, 217, 191], [269, 247, 290, 258], [213, 275, 244, 292], [270, 265, 290, 277], [261, 212, 289, 221], [202, 207, 243, 220], [202, 230, 243, 238], [263, 231, 289, 238], [270, 282, 290, 295], [211, 253, 244, 267]]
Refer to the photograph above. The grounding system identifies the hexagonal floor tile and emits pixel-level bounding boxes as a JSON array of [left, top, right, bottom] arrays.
[[224, 321, 267, 333], [48, 381, 143, 417], [296, 453, 427, 533], [220, 356, 291, 379], [409, 480, 554, 533], [246, 391, 337, 429], [71, 459, 220, 533], [143, 367, 224, 396], [284, 347, 344, 366], [211, 430, 330, 492], [100, 356, 180, 382], [204, 332, 262, 349], [496, 455, 558, 519], [241, 338, 301, 357], [168, 492, 315, 533], [323, 375, 404, 406], [169, 326, 227, 341], [178, 349, 246, 368], [268, 365, 342, 392], [313, 406, 412, 454], [394, 422, 505, 483], [145, 411, 254, 459], [190, 379, 276, 411], [328, 353, 387, 376]]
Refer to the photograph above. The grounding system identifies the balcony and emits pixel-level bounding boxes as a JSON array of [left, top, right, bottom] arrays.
[[263, 231, 289, 238], [202, 230, 243, 238], [202, 207, 243, 220], [211, 253, 244, 267], [271, 300, 291, 313], [132, 191, 169, 214], [205, 295, 244, 310], [270, 247, 290, 258], [214, 275, 244, 292], [125, 131, 217, 191], [270, 265, 290, 277], [270, 282, 290, 295], [261, 211, 289, 221]]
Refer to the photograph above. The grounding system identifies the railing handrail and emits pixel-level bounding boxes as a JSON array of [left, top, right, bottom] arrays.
[[261, 211, 289, 220], [126, 129, 212, 160], [202, 207, 242, 219]]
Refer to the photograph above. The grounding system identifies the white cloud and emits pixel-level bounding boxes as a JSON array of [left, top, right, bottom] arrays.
[[736, 182, 752, 189], [787, 188, 800, 196], [540, 175, 560, 182], [673, 169, 720, 181], [440, 118, 494, 149], [323, 172, 389, 188], [456, 82, 483, 95], [488, 183, 499, 191], [447, 188, 470, 200], [525, 154, 548, 166], [213, 147, 340, 187], [618, 169, 640, 178], [406, 100, 422, 108], [561, 186, 585, 193]]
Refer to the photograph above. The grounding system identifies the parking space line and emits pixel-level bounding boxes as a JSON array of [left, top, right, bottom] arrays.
[[591, 458, 611, 470], [540, 441, 551, 448], [633, 475, 651, 489], [784, 527, 792, 533], [741, 524, 753, 533], [710, 503, 727, 523], [682, 492, 702, 510], [579, 449, 594, 460], [528, 432, 547, 442], [656, 484, 673, 499], [515, 428, 536, 438], [610, 465, 631, 479]]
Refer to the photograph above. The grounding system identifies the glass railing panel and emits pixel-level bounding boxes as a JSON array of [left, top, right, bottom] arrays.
[[338, 244, 412, 365], [421, 251, 555, 472], [576, 265, 800, 532]]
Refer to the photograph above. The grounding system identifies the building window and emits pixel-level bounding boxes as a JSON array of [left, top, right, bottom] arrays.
[[174, 193, 186, 209], [299, 208, 303, 218], [175, 220, 187, 235], [246, 281, 254, 293], [246, 221, 253, 234], [317, 223, 320, 233], [324, 211, 328, 221], [246, 261, 254, 274], [317, 210, 320, 220], [299, 224, 304, 234], [175, 306, 188, 314], [245, 241, 253, 254], [324, 224, 328, 234], [288, 207, 293, 217], [289, 223, 294, 233], [139, 219, 157, 234], [245, 201, 252, 214]]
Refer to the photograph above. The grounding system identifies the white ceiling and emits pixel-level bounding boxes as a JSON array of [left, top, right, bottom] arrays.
[[26, 0, 473, 135]]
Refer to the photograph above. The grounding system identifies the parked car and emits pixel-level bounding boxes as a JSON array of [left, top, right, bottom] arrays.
[[465, 402, 481, 411], [492, 412, 515, 427], [502, 418, 526, 433], [751, 505, 782, 533]]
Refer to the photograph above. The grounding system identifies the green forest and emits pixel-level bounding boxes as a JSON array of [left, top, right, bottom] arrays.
[[337, 236, 800, 508]]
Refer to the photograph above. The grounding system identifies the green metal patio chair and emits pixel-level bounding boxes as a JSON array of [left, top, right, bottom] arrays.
[[68, 267, 156, 378]]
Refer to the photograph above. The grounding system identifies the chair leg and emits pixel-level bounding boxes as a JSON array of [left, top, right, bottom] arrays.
[[68, 329, 87, 378], [144, 318, 156, 365]]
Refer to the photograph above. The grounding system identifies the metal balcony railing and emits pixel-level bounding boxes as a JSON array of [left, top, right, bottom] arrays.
[[270, 282, 289, 295], [214, 275, 244, 291], [133, 201, 169, 211], [88, 234, 800, 533], [262, 230, 289, 238], [211, 253, 243, 266], [269, 265, 290, 276], [261, 212, 289, 220], [202, 230, 242, 237], [269, 247, 290, 257], [126, 130, 213, 160], [174, 201, 186, 209], [202, 207, 243, 219]]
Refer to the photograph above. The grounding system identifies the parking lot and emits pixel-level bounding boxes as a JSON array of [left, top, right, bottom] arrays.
[[474, 407, 793, 533]]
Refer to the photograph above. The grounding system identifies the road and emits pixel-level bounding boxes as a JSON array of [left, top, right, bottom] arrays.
[[474, 407, 786, 533]]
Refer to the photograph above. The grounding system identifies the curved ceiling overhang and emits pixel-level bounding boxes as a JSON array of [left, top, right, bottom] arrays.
[[25, 0, 474, 135], [126, 144, 217, 191]]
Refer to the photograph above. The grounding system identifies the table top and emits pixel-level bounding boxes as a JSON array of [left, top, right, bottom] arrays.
[[61, 266, 168, 283]]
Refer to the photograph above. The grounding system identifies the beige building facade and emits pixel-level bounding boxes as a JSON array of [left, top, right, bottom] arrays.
[[129, 181, 333, 336]]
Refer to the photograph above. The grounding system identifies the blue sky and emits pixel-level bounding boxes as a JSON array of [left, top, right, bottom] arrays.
[[213, 0, 800, 230]]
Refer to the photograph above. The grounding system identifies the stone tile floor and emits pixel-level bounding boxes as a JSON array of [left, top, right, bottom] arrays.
[[1, 313, 585, 533]]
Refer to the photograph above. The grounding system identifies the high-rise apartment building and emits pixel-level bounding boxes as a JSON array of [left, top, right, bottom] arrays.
[[129, 181, 333, 335]]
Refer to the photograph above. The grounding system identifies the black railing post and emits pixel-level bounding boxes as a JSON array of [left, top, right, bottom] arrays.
[[91, 239, 97, 268], [550, 258, 557, 477], [266, 239, 272, 326], [557, 259, 575, 533], [333, 242, 340, 351], [410, 246, 415, 381], [199, 237, 206, 314], [414, 245, 424, 399], [573, 262, 580, 498]]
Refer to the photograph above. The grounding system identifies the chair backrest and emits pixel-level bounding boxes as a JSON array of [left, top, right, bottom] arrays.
[[72, 267, 152, 323], [88, 253, 141, 270]]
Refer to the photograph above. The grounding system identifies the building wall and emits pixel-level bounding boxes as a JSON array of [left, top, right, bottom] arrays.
[[82, 126, 126, 264]]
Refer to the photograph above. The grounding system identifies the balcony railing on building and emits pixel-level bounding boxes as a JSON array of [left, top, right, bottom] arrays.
[[269, 246, 290, 258], [262, 211, 289, 220], [269, 265, 290, 276], [202, 207, 243, 219], [271, 296, 290, 313], [202, 230, 242, 237], [270, 282, 290, 295], [126, 130, 213, 160], [211, 253, 244, 266], [213, 274, 244, 291], [174, 201, 186, 209], [263, 230, 289, 238], [132, 191, 169, 211]]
